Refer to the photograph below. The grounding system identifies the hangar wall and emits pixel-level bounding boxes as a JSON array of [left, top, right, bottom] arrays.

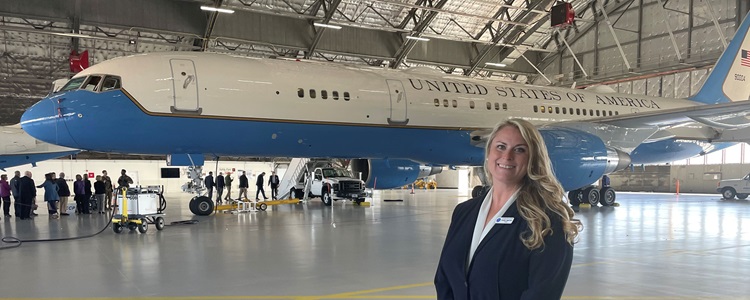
[[610, 163, 750, 194]]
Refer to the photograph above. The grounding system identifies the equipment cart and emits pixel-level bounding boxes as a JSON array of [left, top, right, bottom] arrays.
[[112, 186, 167, 234]]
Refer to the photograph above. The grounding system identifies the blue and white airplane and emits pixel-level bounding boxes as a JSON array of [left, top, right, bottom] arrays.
[[0, 125, 79, 170], [20, 13, 750, 212]]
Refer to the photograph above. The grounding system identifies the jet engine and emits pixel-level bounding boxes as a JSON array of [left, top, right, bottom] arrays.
[[350, 159, 442, 189]]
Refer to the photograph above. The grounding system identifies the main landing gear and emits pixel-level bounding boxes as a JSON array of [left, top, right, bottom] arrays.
[[568, 186, 617, 207]]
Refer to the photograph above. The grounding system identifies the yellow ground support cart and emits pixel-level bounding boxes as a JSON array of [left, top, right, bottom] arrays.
[[112, 187, 166, 234]]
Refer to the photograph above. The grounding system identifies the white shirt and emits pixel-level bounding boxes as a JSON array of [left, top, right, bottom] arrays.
[[468, 187, 520, 265]]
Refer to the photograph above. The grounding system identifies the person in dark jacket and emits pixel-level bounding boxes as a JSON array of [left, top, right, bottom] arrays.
[[204, 172, 214, 200], [224, 173, 233, 201], [237, 171, 248, 200], [56, 172, 71, 215], [84, 174, 92, 214], [73, 174, 86, 214], [117, 169, 133, 188], [17, 171, 36, 220], [38, 173, 60, 218], [215, 172, 225, 204], [268, 171, 280, 200], [255, 172, 267, 200], [94, 175, 106, 214], [10, 171, 20, 217], [435, 119, 580, 300]]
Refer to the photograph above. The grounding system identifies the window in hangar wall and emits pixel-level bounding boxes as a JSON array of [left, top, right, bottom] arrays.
[[668, 143, 747, 165]]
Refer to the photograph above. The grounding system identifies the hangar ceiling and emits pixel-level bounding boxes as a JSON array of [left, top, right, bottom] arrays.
[[0, 0, 747, 125]]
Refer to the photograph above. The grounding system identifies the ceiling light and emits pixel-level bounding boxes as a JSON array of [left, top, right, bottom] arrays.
[[313, 23, 342, 29], [53, 32, 92, 38], [200, 6, 235, 13], [406, 36, 429, 42], [485, 62, 507, 67]]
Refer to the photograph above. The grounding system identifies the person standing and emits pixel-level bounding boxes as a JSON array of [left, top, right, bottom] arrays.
[[434, 119, 579, 299], [56, 172, 71, 216], [94, 175, 106, 214], [255, 172, 268, 200], [84, 174, 93, 214], [238, 171, 248, 200], [102, 170, 113, 210], [10, 171, 20, 217], [0, 174, 11, 218], [38, 173, 60, 219], [73, 175, 85, 214], [215, 172, 225, 204], [204, 171, 215, 201], [224, 173, 233, 201], [17, 171, 36, 220], [269, 171, 280, 200], [117, 169, 133, 189]]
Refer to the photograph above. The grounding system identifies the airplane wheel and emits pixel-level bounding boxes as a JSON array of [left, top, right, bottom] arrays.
[[568, 190, 582, 206], [189, 196, 199, 214], [112, 223, 123, 234], [322, 190, 332, 206], [584, 186, 600, 206], [138, 221, 148, 233], [471, 186, 488, 198], [194, 196, 214, 215], [155, 217, 165, 230], [737, 194, 748, 200], [722, 188, 736, 200], [600, 187, 616, 206]]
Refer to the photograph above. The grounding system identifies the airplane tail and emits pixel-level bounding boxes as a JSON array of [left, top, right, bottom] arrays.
[[689, 12, 750, 104]]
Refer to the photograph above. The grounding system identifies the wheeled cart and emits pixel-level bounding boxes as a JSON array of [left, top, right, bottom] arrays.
[[112, 186, 167, 234]]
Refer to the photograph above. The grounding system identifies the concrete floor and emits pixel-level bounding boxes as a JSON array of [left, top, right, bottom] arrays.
[[0, 189, 749, 299]]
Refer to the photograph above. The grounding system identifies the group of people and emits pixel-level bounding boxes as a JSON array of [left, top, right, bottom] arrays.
[[0, 169, 134, 220], [204, 171, 281, 204]]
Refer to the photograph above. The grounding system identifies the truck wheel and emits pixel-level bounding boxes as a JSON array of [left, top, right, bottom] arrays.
[[600, 187, 616, 206], [722, 188, 736, 200], [194, 196, 214, 215], [568, 190, 581, 206], [737, 194, 748, 200], [322, 190, 332, 206]]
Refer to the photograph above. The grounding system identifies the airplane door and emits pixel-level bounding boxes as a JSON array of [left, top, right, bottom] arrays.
[[170, 59, 202, 114], [386, 80, 409, 125]]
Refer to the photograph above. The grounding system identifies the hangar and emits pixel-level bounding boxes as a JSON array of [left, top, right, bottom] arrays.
[[1, 0, 750, 299]]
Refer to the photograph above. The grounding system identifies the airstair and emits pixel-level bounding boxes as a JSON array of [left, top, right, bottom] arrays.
[[277, 158, 310, 199]]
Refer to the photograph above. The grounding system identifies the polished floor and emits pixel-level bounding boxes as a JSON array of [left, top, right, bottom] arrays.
[[1, 189, 750, 299]]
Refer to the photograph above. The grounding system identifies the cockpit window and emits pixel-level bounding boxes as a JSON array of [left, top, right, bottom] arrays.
[[83, 76, 102, 91], [101, 76, 121, 91], [59, 77, 87, 92]]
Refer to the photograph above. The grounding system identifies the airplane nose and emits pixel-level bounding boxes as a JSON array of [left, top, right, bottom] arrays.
[[20, 98, 80, 148]]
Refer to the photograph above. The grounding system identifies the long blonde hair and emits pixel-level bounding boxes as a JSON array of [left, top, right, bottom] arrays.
[[484, 119, 579, 250]]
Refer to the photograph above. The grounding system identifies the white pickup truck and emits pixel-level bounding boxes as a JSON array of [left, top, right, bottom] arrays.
[[293, 167, 367, 206], [717, 172, 750, 200]]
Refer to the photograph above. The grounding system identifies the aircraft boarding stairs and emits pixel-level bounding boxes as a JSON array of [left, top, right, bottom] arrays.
[[277, 158, 311, 200]]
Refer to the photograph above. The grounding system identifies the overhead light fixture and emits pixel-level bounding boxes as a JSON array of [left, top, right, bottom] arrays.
[[200, 6, 235, 13], [406, 35, 430, 42], [53, 32, 92, 38], [485, 62, 507, 67], [313, 23, 342, 30]]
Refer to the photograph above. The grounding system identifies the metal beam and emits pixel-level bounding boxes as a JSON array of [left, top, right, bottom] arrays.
[[304, 0, 342, 59], [389, 0, 448, 68], [201, 0, 224, 51]]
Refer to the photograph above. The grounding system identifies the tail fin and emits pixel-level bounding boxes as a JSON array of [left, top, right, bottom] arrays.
[[690, 12, 750, 104]]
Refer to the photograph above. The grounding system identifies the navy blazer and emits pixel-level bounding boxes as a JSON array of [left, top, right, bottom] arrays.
[[435, 193, 573, 300]]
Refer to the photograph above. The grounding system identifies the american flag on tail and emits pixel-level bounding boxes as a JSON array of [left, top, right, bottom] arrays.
[[743, 49, 750, 67]]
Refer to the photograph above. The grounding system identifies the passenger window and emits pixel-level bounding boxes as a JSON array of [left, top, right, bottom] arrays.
[[314, 170, 322, 181], [548, 106, 553, 113], [434, 99, 440, 107], [321, 90, 328, 99], [452, 100, 457, 108], [344, 92, 350, 101], [583, 109, 587, 116], [298, 88, 304, 98], [533, 105, 538, 113], [100, 76, 121, 91], [486, 102, 491, 110], [609, 111, 613, 116], [83, 76, 102, 91], [494, 103, 500, 110], [59, 77, 87, 92], [615, 111, 619, 115], [555, 107, 560, 114], [596, 110, 600, 116], [470, 101, 475, 109], [562, 107, 567, 114], [333, 91, 339, 100], [502, 103, 507, 110], [541, 106, 546, 113], [309, 89, 316, 99], [443, 99, 449, 107], [576, 108, 581, 115], [589, 109, 594, 116]]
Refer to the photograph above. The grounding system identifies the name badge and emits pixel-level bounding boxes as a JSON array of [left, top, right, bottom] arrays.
[[495, 217, 514, 224]]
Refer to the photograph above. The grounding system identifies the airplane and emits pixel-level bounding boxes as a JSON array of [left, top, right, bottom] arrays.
[[0, 125, 80, 170], [19, 12, 750, 215]]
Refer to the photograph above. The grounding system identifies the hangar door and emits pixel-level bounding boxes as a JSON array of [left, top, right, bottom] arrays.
[[386, 80, 408, 125], [170, 59, 200, 113]]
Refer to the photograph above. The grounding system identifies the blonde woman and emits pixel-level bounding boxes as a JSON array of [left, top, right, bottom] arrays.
[[435, 119, 580, 299]]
